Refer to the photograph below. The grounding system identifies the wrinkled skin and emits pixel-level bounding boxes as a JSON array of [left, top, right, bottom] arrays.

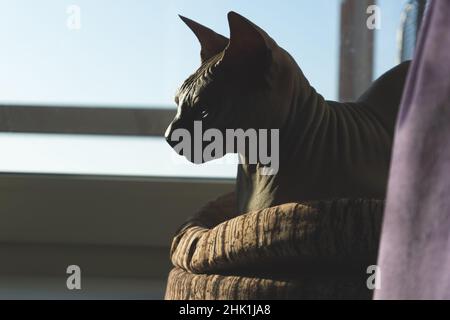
[[165, 12, 410, 214]]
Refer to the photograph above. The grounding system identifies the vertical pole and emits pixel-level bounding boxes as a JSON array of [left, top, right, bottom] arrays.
[[339, 0, 375, 102]]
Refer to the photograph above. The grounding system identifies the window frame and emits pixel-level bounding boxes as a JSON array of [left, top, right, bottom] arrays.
[[0, 104, 175, 136]]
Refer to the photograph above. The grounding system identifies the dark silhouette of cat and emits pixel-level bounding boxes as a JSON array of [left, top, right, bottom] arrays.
[[166, 12, 410, 214]]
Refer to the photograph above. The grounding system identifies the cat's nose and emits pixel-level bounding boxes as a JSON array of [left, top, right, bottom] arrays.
[[165, 117, 186, 148], [165, 121, 177, 148]]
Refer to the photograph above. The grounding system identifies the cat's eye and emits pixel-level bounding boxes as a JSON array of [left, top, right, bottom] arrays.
[[196, 106, 209, 119], [200, 109, 209, 119]]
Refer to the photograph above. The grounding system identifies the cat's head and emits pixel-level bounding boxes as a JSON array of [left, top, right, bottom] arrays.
[[165, 12, 301, 163]]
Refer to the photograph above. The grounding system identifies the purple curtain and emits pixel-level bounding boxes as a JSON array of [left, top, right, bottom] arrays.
[[375, 0, 450, 299]]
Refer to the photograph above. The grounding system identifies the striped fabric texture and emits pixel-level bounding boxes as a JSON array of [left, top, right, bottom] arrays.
[[165, 193, 384, 300]]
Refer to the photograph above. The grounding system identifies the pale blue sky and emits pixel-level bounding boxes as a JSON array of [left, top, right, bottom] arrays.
[[0, 0, 408, 177], [0, 0, 406, 106]]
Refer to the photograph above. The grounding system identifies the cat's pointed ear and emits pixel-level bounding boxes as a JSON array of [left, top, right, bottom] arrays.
[[222, 11, 276, 65], [179, 15, 229, 63]]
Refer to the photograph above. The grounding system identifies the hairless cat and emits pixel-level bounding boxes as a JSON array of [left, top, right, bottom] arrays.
[[165, 12, 410, 214]]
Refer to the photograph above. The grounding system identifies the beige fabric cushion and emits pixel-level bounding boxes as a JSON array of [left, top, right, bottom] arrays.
[[165, 193, 384, 300]]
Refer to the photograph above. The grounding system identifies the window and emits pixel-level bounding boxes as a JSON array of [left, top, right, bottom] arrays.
[[0, 0, 408, 178]]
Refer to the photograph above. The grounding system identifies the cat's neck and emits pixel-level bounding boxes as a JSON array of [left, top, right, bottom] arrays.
[[235, 69, 326, 213]]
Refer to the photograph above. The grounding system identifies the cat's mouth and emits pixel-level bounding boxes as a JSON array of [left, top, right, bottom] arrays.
[[165, 117, 225, 164], [164, 118, 189, 149], [165, 107, 217, 148]]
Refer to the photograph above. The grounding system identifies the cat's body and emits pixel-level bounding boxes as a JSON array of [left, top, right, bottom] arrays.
[[166, 12, 410, 214], [236, 60, 409, 213]]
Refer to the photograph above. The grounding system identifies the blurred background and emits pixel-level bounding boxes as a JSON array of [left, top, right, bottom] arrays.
[[0, 0, 426, 299]]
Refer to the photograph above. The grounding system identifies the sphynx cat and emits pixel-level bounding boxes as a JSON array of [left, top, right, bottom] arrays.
[[165, 12, 410, 214]]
